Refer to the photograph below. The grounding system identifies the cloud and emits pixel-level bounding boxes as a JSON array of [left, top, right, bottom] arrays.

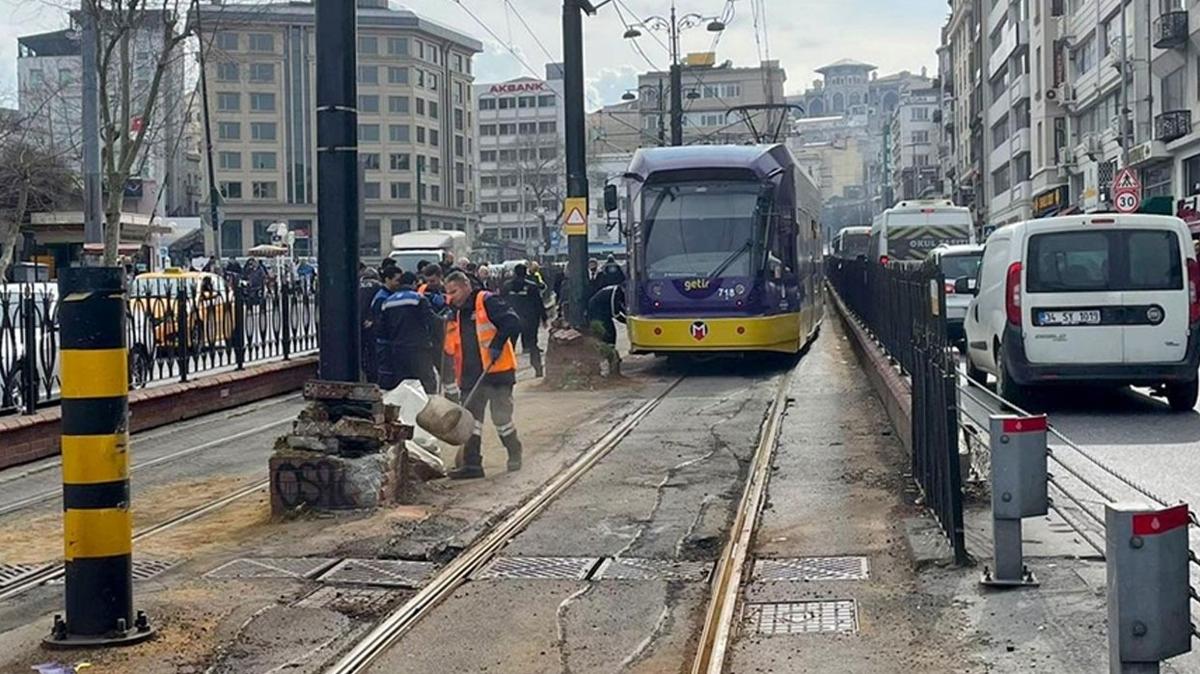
[[586, 65, 638, 111]]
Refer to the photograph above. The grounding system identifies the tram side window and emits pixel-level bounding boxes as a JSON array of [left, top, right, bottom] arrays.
[[769, 211, 797, 278]]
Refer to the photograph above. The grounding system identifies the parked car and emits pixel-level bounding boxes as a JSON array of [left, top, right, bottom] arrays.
[[962, 214, 1200, 410], [129, 269, 233, 369], [924, 244, 983, 351]]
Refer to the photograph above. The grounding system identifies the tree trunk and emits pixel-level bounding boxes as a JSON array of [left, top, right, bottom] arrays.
[[0, 183, 30, 281], [102, 178, 123, 266]]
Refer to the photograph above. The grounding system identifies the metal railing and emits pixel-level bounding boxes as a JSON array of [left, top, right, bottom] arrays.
[[1156, 109, 1192, 143], [829, 257, 968, 564], [0, 276, 319, 417], [1154, 10, 1189, 50]]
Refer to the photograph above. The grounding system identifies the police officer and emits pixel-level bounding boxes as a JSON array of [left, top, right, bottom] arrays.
[[443, 271, 523, 480], [502, 263, 548, 377], [377, 271, 437, 392]]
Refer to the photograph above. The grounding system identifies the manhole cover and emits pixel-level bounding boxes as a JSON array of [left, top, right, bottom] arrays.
[[317, 558, 436, 588], [592, 557, 712, 582], [752, 556, 869, 582], [474, 556, 599, 581], [0, 563, 47, 588], [205, 557, 337, 581], [296, 586, 402, 615], [743, 599, 859, 635]]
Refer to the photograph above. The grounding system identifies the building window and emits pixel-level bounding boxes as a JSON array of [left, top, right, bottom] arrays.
[[518, 95, 536, 108], [911, 130, 929, 144], [391, 218, 411, 234], [389, 124, 411, 143], [539, 121, 556, 134], [480, 98, 497, 110], [480, 124, 497, 136], [430, 130, 440, 147], [992, 165, 1011, 193], [252, 181, 278, 199], [216, 32, 238, 51], [1143, 163, 1174, 199], [251, 122, 277, 141], [216, 62, 238, 82], [388, 66, 408, 84], [361, 219, 381, 255], [539, 146, 557, 160], [221, 220, 243, 255], [358, 36, 378, 55], [363, 182, 381, 199], [250, 92, 275, 112], [416, 127, 426, 144], [498, 97, 515, 110], [253, 220, 273, 245], [1184, 154, 1200, 195], [361, 153, 380, 170], [388, 37, 408, 56], [248, 33, 274, 52], [538, 94, 556, 107], [220, 181, 243, 199], [358, 65, 379, 85], [455, 135, 464, 157], [1071, 34, 1095, 78], [249, 63, 275, 83], [390, 182, 412, 199], [480, 150, 497, 162], [218, 121, 241, 140], [454, 109, 464, 132], [1163, 66, 1186, 111], [428, 157, 440, 174], [910, 106, 930, 121], [416, 98, 425, 116], [216, 92, 240, 112], [501, 201, 519, 213], [518, 122, 537, 135], [219, 151, 241, 170], [358, 95, 379, 114], [482, 202, 499, 214], [359, 124, 380, 142], [388, 96, 409, 114], [389, 153, 411, 170], [429, 101, 439, 119], [992, 115, 1009, 149], [430, 185, 441, 203], [252, 151, 277, 170]]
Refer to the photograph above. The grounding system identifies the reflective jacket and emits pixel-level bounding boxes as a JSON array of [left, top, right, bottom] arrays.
[[445, 290, 519, 388]]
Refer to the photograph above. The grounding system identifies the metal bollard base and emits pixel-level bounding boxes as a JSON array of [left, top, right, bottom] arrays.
[[42, 612, 155, 650], [979, 563, 1039, 588]]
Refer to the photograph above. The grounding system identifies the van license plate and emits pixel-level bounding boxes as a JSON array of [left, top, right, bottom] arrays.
[[1038, 309, 1102, 326]]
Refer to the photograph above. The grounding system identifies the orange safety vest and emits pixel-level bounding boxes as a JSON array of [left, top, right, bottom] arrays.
[[417, 283, 429, 295], [444, 291, 517, 384]]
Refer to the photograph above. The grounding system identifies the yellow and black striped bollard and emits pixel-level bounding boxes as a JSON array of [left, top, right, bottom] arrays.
[[45, 267, 153, 648]]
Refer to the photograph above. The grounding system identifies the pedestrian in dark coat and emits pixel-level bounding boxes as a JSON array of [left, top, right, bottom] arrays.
[[377, 272, 438, 393], [502, 264, 548, 377]]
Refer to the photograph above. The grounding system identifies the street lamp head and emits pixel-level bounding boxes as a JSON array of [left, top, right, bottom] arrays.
[[686, 90, 700, 100], [623, 27, 642, 39], [706, 20, 726, 32], [622, 91, 637, 101]]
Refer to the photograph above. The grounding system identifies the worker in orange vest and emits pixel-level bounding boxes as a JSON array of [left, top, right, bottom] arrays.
[[443, 271, 524, 480]]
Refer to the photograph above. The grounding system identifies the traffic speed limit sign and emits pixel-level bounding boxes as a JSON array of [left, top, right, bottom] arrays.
[[1115, 191, 1140, 213]]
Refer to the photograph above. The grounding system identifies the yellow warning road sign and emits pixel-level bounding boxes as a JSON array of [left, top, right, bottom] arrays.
[[563, 197, 588, 236]]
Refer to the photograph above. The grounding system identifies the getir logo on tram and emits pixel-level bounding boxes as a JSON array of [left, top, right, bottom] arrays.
[[683, 278, 711, 292]]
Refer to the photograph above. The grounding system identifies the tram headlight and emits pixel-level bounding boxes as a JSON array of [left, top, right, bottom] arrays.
[[649, 282, 664, 297], [734, 283, 746, 297]]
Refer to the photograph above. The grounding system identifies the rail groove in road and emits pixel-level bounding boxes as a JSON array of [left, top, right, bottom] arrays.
[[0, 479, 270, 603], [690, 368, 793, 674], [325, 376, 688, 674]]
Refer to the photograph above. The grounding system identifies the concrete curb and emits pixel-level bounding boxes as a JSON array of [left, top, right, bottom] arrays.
[[828, 286, 913, 453], [0, 356, 317, 471]]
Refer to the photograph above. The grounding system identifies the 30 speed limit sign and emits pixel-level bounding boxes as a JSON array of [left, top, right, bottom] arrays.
[[1114, 191, 1140, 213]]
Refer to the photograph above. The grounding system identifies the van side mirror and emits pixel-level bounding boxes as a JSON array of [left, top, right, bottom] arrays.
[[954, 277, 977, 296], [603, 184, 619, 213]]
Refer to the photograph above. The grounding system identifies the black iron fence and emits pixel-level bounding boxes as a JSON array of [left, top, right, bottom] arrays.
[[0, 276, 319, 417], [829, 257, 968, 564]]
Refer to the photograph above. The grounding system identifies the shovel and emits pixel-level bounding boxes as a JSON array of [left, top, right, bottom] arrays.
[[417, 359, 497, 446]]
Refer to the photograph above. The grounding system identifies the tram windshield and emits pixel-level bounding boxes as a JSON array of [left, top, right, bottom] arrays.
[[641, 181, 766, 279]]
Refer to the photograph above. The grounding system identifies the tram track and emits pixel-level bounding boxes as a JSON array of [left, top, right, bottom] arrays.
[[325, 367, 795, 674]]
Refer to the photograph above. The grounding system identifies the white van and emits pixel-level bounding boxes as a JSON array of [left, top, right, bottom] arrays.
[[870, 199, 974, 264], [963, 214, 1200, 410], [389, 230, 469, 273]]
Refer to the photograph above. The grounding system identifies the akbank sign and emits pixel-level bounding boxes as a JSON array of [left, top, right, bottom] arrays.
[[489, 81, 547, 95]]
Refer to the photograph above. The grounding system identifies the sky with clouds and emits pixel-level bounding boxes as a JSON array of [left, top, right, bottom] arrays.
[[0, 0, 948, 109]]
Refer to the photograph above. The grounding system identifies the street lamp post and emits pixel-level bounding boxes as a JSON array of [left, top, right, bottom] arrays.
[[622, 0, 726, 147]]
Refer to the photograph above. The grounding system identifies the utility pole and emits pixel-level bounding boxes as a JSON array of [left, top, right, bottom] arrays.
[[657, 78, 667, 146], [192, 0, 222, 262], [668, 3, 684, 146], [314, 0, 359, 382], [80, 0, 103, 251], [563, 0, 595, 328], [1118, 3, 1131, 166]]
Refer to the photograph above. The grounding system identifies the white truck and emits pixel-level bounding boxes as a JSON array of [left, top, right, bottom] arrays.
[[389, 230, 470, 272], [870, 199, 974, 265]]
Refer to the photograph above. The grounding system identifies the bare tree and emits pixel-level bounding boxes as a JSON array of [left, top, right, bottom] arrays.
[[0, 113, 79, 279], [512, 134, 565, 251], [85, 0, 192, 265]]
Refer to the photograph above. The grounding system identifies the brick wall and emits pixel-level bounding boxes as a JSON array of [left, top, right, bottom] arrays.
[[0, 357, 317, 472]]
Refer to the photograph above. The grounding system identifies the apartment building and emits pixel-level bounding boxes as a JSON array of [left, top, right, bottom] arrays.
[[474, 65, 565, 252], [938, 0, 988, 224], [891, 83, 942, 201], [980, 0, 1033, 225], [194, 0, 481, 259], [17, 24, 193, 217], [638, 55, 787, 145]]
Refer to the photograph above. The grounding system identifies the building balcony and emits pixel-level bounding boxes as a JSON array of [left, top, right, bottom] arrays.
[[1156, 110, 1192, 143], [1154, 10, 1188, 50], [987, 0, 1008, 33]]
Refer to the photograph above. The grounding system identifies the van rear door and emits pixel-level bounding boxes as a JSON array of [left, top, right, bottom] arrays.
[[1024, 229, 1124, 364], [1120, 226, 1188, 364]]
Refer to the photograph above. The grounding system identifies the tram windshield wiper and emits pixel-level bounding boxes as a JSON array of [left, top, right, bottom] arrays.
[[707, 239, 752, 280]]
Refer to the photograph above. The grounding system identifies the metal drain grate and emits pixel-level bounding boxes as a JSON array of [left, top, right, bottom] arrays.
[[317, 558, 436, 589], [205, 557, 337, 581], [752, 556, 869, 582], [592, 558, 713, 582], [474, 556, 599, 581], [0, 563, 46, 588], [296, 586, 402, 615], [743, 600, 859, 635], [132, 558, 179, 581]]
